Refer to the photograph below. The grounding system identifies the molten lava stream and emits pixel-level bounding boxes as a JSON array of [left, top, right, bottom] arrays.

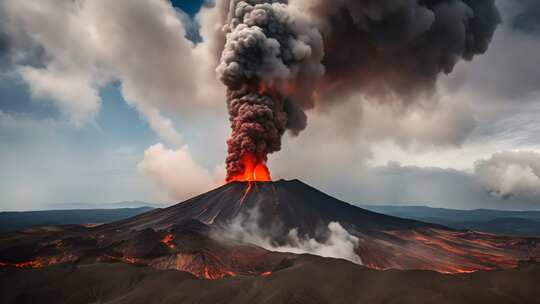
[[160, 234, 175, 249], [227, 154, 271, 183]]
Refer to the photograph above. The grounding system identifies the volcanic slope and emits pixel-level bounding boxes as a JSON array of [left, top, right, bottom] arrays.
[[101, 179, 440, 233], [1, 180, 540, 275], [94, 179, 540, 273]]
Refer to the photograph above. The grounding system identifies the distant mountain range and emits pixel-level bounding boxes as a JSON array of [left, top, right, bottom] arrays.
[[361, 205, 540, 236], [2, 199, 540, 237], [0, 207, 153, 233], [47, 201, 167, 210]]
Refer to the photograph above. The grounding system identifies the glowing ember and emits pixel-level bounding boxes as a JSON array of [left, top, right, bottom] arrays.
[[201, 266, 236, 280], [260, 271, 272, 276], [123, 256, 138, 264], [226, 154, 271, 183], [0, 260, 45, 268], [258, 83, 273, 95], [160, 234, 175, 249]]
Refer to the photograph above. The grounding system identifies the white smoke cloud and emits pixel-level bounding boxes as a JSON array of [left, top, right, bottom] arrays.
[[474, 151, 540, 201], [137, 144, 225, 201], [215, 208, 363, 264], [18, 66, 101, 126]]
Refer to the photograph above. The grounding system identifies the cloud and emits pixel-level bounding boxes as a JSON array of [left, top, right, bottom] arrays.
[[137, 143, 224, 201], [0, 0, 225, 145], [441, 0, 540, 111], [474, 151, 540, 201], [18, 66, 100, 126], [215, 207, 362, 264], [510, 0, 540, 33], [0, 0, 229, 199]]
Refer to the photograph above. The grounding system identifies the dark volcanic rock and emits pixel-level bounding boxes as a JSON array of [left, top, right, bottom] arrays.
[[2, 258, 540, 304]]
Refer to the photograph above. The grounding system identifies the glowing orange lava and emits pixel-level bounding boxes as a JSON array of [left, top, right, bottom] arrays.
[[258, 83, 273, 95], [227, 154, 271, 183], [0, 260, 44, 268], [257, 82, 297, 97], [201, 266, 236, 280], [123, 256, 138, 264], [160, 234, 175, 249]]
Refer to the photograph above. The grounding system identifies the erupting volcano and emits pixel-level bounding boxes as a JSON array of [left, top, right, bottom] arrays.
[[2, 180, 539, 279]]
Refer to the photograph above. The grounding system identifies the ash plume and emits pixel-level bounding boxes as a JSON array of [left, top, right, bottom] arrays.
[[217, 0, 500, 178], [293, 0, 501, 103], [217, 0, 324, 179]]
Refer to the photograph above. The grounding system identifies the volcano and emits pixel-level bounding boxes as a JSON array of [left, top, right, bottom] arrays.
[[1, 180, 540, 277], [102, 179, 440, 233]]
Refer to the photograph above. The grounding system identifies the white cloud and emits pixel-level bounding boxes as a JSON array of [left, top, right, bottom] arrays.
[[137, 143, 224, 201], [474, 151, 540, 201], [0, 0, 225, 144], [18, 66, 100, 126]]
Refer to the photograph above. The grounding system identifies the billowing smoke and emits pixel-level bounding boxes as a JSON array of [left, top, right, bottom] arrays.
[[217, 0, 324, 179], [474, 151, 540, 201], [217, 0, 500, 178], [137, 144, 224, 201], [214, 207, 363, 264], [293, 0, 501, 104]]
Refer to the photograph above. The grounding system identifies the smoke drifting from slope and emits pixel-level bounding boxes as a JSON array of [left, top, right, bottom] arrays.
[[217, 0, 500, 178], [214, 208, 363, 264]]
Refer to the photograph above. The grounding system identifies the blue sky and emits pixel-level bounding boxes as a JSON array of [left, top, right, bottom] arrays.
[[171, 0, 204, 15]]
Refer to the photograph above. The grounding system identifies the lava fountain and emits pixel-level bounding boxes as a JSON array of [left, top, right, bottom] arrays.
[[226, 153, 271, 182]]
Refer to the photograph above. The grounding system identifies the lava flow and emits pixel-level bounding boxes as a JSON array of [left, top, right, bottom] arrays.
[[160, 234, 175, 249], [227, 154, 271, 183]]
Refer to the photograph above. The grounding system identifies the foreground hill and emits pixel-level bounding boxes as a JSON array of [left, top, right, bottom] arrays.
[[2, 258, 540, 304]]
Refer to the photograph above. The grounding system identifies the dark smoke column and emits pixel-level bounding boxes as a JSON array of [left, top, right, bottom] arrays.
[[217, 0, 324, 181]]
